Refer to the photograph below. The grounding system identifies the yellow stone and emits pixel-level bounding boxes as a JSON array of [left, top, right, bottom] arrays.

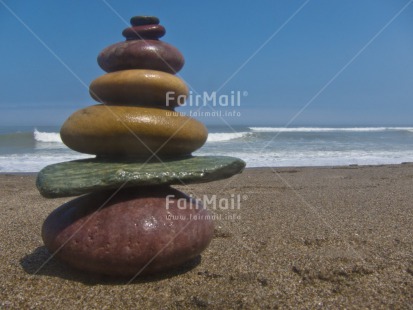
[[60, 105, 208, 158], [89, 69, 188, 108]]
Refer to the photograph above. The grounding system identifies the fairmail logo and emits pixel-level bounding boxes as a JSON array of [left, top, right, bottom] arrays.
[[165, 193, 247, 210], [166, 90, 248, 107]]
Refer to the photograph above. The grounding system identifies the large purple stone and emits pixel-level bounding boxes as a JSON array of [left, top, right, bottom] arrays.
[[97, 40, 184, 74], [42, 187, 214, 277]]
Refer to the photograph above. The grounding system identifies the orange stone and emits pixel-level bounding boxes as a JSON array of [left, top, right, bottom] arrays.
[[89, 69, 188, 108], [60, 105, 208, 158]]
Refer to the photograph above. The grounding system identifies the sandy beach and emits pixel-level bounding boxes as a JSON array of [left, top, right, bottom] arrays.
[[1, 165, 412, 309]]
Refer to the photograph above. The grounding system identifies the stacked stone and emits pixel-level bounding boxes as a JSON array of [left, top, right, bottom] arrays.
[[36, 16, 245, 277], [62, 16, 205, 159]]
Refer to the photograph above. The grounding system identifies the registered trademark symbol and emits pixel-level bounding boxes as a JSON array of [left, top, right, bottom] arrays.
[[243, 91, 248, 96], [242, 194, 248, 200]]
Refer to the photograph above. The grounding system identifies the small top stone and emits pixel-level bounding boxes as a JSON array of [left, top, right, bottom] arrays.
[[130, 16, 159, 26], [122, 24, 166, 40]]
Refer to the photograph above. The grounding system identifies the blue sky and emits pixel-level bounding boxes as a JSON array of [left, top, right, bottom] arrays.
[[0, 0, 412, 127]]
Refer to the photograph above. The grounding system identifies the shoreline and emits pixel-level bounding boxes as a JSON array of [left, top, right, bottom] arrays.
[[1, 164, 412, 308], [2, 161, 413, 176]]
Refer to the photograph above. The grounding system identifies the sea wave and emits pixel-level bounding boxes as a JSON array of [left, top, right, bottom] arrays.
[[0, 153, 92, 172], [34, 129, 62, 143], [207, 132, 251, 142], [195, 149, 413, 168], [248, 127, 413, 133]]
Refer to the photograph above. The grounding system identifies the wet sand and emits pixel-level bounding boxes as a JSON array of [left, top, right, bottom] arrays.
[[0, 165, 412, 308]]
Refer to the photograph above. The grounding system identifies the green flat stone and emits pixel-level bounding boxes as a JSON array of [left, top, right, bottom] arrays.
[[36, 156, 246, 198]]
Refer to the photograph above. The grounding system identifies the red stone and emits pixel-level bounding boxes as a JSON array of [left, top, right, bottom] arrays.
[[122, 24, 166, 40], [97, 40, 184, 74], [42, 187, 214, 277]]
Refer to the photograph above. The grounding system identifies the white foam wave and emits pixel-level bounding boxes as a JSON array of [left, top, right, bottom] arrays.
[[195, 149, 413, 168], [34, 129, 62, 143], [0, 153, 92, 172], [249, 127, 413, 133], [207, 132, 251, 142]]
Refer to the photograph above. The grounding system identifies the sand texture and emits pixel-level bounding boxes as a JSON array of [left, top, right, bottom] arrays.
[[1, 165, 412, 309]]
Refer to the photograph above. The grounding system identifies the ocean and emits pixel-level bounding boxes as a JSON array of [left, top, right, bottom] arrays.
[[1, 125, 413, 172]]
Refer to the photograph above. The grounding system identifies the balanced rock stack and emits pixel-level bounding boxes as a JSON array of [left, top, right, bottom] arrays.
[[36, 16, 245, 277]]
